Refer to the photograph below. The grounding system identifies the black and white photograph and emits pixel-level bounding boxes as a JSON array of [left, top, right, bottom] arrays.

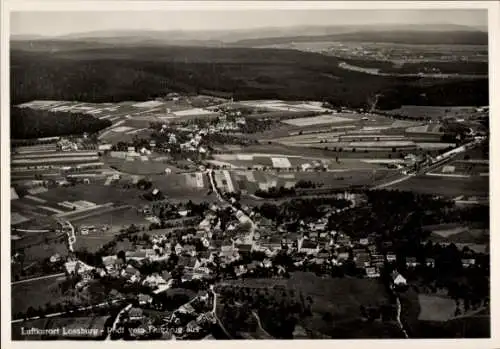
[[1, 1, 496, 345]]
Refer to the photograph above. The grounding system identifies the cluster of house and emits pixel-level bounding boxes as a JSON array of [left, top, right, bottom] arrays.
[[118, 290, 216, 340], [57, 138, 79, 152]]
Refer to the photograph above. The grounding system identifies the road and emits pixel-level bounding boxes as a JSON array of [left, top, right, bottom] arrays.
[[12, 272, 65, 285], [210, 287, 232, 339], [251, 310, 273, 338], [12, 298, 124, 324], [207, 169, 256, 242], [371, 139, 482, 190], [106, 303, 132, 340], [57, 219, 76, 252], [395, 297, 409, 338], [372, 175, 412, 190]]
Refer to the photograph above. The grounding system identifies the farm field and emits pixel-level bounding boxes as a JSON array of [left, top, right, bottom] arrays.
[[21, 240, 69, 263], [11, 198, 70, 221], [418, 317, 490, 338], [388, 175, 489, 198], [423, 224, 469, 238], [72, 206, 147, 228], [379, 105, 482, 120], [406, 124, 444, 134], [212, 153, 392, 170], [282, 113, 355, 126], [429, 160, 489, 177], [11, 275, 68, 315], [237, 143, 442, 160], [289, 272, 393, 337], [11, 214, 59, 231], [417, 295, 456, 322], [99, 126, 152, 144], [231, 168, 395, 195], [105, 155, 172, 175], [36, 183, 146, 207], [428, 228, 489, 245], [218, 273, 395, 338], [416, 143, 455, 150]]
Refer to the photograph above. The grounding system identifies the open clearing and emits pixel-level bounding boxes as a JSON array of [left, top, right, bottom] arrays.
[[427, 225, 469, 238], [22, 240, 69, 263], [388, 175, 488, 198], [282, 114, 355, 126], [417, 295, 456, 322]]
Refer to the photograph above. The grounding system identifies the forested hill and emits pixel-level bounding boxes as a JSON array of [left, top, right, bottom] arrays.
[[11, 107, 112, 139], [231, 30, 488, 47], [11, 45, 489, 109]]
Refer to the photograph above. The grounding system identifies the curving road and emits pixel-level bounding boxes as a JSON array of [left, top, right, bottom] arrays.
[[57, 219, 76, 252], [371, 139, 482, 190], [106, 303, 132, 340], [12, 272, 65, 285], [207, 169, 256, 242], [395, 297, 409, 338]]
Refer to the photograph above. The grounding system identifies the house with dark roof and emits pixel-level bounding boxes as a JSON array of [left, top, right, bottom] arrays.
[[138, 293, 153, 305], [406, 257, 418, 268], [336, 234, 351, 246], [309, 231, 319, 240], [246, 261, 262, 271], [425, 258, 436, 268], [121, 264, 141, 278], [385, 253, 397, 263], [162, 271, 172, 281], [365, 267, 380, 278], [210, 240, 224, 250], [317, 249, 330, 259], [319, 231, 329, 239], [183, 244, 197, 257], [197, 250, 212, 263], [313, 257, 327, 265], [125, 250, 148, 261], [382, 240, 394, 249], [461, 258, 476, 268], [359, 238, 370, 246], [336, 246, 350, 261], [298, 238, 319, 255], [235, 264, 247, 276], [236, 244, 253, 254], [260, 237, 282, 249], [354, 252, 371, 269], [129, 307, 144, 321], [371, 254, 385, 268]]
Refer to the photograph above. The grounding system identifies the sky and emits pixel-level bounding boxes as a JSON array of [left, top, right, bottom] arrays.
[[11, 9, 488, 37]]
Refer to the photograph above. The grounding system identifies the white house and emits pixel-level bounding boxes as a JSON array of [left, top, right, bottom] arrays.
[[386, 253, 397, 263], [392, 271, 407, 286], [461, 258, 476, 268], [174, 243, 183, 255]]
